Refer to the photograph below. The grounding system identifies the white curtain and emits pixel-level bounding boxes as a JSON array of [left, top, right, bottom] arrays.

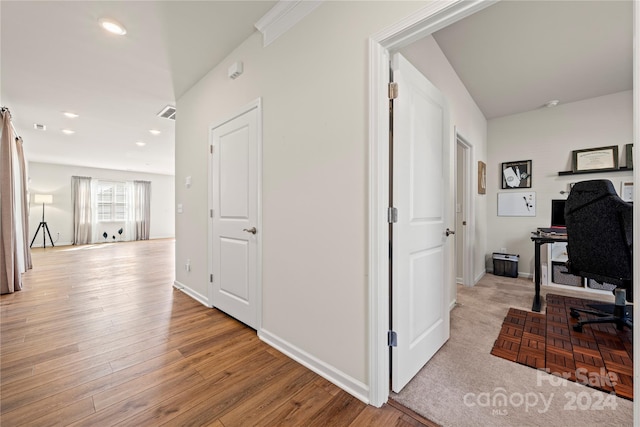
[[133, 180, 151, 240], [71, 176, 92, 245], [1, 107, 30, 294]]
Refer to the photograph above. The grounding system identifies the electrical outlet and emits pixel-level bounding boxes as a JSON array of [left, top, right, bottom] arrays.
[[185, 259, 191, 272]]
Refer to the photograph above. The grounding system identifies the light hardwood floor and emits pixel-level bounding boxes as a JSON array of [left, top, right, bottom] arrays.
[[1, 239, 436, 426]]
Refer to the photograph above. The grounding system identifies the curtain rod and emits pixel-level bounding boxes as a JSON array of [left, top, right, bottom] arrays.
[[1, 106, 21, 139]]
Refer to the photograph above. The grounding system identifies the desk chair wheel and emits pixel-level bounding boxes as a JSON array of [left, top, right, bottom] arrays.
[[570, 310, 580, 319], [573, 324, 583, 332]]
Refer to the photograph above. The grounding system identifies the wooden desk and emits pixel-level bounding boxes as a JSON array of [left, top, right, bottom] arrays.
[[530, 232, 568, 312]]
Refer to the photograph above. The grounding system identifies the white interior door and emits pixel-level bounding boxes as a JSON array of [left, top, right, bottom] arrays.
[[391, 53, 451, 392], [210, 103, 260, 329]]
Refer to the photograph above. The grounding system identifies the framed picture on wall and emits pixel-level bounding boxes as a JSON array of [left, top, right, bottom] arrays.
[[501, 160, 532, 189], [478, 161, 486, 194], [572, 146, 618, 172]]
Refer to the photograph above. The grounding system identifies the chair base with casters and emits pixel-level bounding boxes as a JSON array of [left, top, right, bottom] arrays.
[[570, 288, 633, 333]]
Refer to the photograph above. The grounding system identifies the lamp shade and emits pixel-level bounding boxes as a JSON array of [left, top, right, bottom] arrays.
[[34, 194, 53, 204]]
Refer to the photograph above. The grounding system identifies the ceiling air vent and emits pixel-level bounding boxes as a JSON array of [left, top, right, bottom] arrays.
[[157, 105, 176, 120], [33, 123, 46, 131]]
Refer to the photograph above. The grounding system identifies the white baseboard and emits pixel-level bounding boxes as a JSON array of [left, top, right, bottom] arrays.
[[259, 328, 369, 404], [30, 240, 73, 248], [474, 269, 486, 284], [173, 281, 211, 308]]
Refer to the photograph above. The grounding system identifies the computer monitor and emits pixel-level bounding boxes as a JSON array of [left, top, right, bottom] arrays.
[[551, 199, 567, 228]]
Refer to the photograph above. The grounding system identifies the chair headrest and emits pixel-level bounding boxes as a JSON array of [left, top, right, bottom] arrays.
[[566, 179, 619, 214]]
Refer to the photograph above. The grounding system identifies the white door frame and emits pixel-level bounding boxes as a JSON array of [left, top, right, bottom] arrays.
[[367, 0, 498, 407], [456, 132, 474, 289], [208, 98, 263, 331]]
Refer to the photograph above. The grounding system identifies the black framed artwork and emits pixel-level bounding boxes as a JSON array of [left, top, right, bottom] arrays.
[[501, 160, 532, 189]]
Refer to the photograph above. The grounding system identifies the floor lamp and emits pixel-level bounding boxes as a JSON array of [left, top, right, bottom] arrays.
[[30, 194, 55, 248]]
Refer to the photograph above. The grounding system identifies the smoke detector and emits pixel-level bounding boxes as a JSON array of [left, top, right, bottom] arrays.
[[157, 105, 176, 120]]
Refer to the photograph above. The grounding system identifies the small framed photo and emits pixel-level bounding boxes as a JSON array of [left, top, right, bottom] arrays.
[[477, 161, 486, 194], [572, 145, 618, 172], [621, 182, 633, 202], [501, 160, 532, 189]]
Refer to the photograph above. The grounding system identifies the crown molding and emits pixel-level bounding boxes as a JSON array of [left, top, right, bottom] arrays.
[[255, 0, 323, 47]]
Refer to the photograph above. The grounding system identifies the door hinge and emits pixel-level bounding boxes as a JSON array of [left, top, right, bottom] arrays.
[[388, 82, 398, 99], [210, 209, 213, 218], [388, 330, 398, 347], [388, 206, 398, 223], [210, 274, 213, 283], [210, 145, 213, 154]]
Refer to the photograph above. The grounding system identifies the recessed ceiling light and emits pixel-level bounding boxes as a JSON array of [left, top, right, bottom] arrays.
[[63, 112, 79, 118], [149, 129, 161, 135], [99, 18, 127, 36], [62, 129, 75, 135], [135, 141, 146, 147], [544, 99, 560, 108]]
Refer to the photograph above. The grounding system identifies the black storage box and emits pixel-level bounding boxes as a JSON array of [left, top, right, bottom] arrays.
[[492, 253, 519, 278]]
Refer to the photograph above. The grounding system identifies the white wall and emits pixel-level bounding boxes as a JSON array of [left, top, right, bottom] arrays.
[[27, 162, 175, 246], [175, 1, 429, 400], [400, 35, 489, 289], [487, 91, 633, 276]]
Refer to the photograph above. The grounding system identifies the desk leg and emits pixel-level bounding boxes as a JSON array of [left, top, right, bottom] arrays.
[[532, 241, 542, 312]]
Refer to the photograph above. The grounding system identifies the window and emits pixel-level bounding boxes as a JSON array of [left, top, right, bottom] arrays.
[[96, 181, 127, 221]]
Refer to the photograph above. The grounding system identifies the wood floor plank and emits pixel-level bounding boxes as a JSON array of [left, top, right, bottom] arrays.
[[154, 353, 301, 426], [218, 363, 318, 427], [27, 397, 97, 427], [0, 350, 186, 425], [0, 239, 435, 426], [248, 379, 336, 426], [304, 391, 367, 427], [115, 350, 283, 426], [70, 370, 206, 427], [0, 362, 112, 412], [350, 404, 421, 427]]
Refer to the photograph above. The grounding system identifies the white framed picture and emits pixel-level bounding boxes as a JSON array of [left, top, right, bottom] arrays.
[[621, 182, 633, 202]]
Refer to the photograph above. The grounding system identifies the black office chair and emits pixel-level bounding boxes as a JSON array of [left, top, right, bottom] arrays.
[[564, 179, 633, 333]]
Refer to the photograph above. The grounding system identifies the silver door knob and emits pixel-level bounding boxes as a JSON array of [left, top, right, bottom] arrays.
[[243, 227, 257, 235], [445, 228, 455, 236]]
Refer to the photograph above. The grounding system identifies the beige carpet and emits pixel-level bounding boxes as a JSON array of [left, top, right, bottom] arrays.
[[390, 275, 633, 427]]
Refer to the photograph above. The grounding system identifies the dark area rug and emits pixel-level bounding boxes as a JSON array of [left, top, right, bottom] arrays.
[[491, 293, 633, 400]]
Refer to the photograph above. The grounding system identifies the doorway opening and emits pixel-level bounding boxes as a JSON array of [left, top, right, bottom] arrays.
[[455, 133, 473, 291], [367, 0, 502, 407]]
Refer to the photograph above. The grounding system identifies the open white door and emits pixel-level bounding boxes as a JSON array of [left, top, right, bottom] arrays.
[[391, 53, 452, 392], [210, 102, 261, 329]]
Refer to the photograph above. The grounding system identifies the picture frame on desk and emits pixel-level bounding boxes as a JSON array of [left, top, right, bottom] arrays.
[[572, 145, 618, 172], [501, 160, 531, 189]]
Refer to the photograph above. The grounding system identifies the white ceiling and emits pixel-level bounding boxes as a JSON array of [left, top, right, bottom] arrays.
[[1, 1, 633, 176], [1, 0, 277, 175], [430, 0, 633, 119]]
